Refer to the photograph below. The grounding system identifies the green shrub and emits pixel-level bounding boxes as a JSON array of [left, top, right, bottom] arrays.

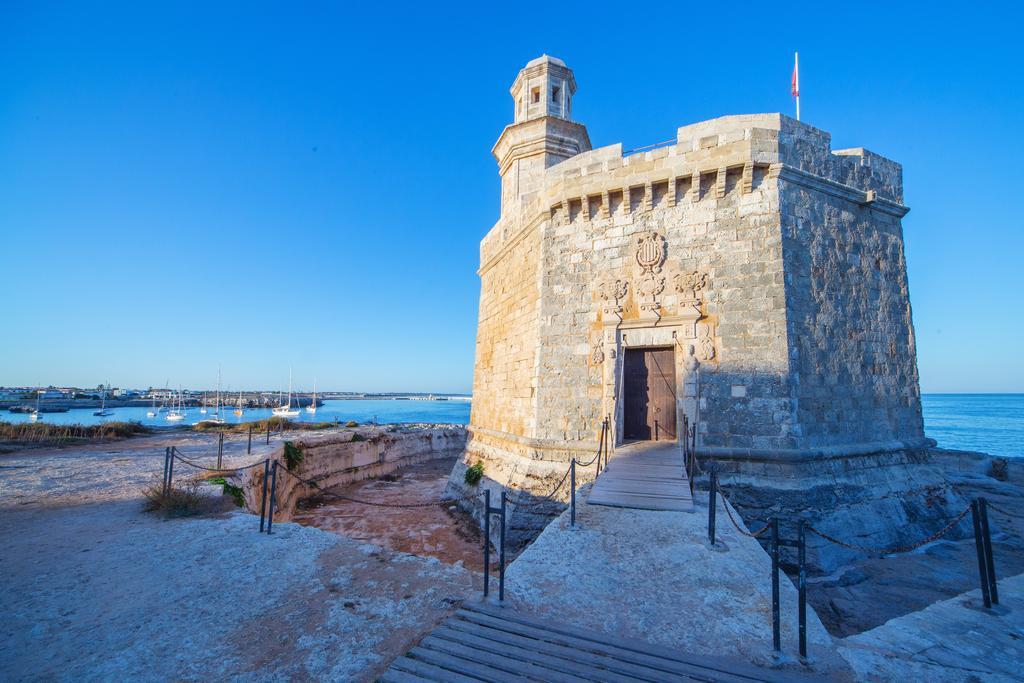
[[464, 461, 484, 486], [143, 480, 227, 518], [222, 482, 245, 507], [283, 441, 304, 471], [350, 433, 365, 442], [345, 420, 359, 428]]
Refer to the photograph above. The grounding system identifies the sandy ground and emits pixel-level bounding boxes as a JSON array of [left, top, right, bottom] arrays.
[[0, 432, 479, 682], [292, 457, 493, 572], [0, 431, 281, 508]]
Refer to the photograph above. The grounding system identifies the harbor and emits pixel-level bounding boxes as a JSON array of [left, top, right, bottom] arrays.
[[0, 397, 470, 428]]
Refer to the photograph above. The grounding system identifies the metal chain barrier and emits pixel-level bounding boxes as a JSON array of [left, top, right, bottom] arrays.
[[806, 504, 972, 555], [720, 496, 773, 538], [514, 464, 572, 508], [276, 465, 484, 508], [171, 451, 267, 473]]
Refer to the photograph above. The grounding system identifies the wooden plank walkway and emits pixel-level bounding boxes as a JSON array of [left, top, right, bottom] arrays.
[[586, 440, 693, 512], [382, 602, 816, 682]]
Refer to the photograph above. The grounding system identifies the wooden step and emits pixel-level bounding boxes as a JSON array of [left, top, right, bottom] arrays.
[[382, 601, 817, 682]]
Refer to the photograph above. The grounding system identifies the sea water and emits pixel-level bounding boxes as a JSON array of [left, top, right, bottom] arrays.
[[5, 394, 1022, 458], [921, 394, 1023, 458]]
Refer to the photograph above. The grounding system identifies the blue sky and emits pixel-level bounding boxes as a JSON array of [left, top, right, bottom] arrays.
[[1, 1, 1021, 393]]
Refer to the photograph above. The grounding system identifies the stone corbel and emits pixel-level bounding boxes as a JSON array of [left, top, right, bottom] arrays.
[[715, 166, 727, 199], [642, 181, 653, 212], [622, 186, 631, 214], [691, 171, 701, 202], [580, 195, 589, 221], [600, 190, 610, 219], [742, 162, 753, 194], [668, 176, 677, 207]]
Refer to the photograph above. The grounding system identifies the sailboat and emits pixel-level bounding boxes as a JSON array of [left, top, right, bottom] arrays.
[[272, 368, 301, 417], [93, 384, 114, 417], [165, 388, 186, 422], [29, 390, 42, 421], [197, 368, 225, 425], [305, 378, 318, 414], [199, 392, 208, 414], [146, 394, 157, 417], [234, 391, 244, 417]]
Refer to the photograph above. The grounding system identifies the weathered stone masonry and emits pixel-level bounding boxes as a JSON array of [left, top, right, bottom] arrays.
[[448, 56, 954, 565]]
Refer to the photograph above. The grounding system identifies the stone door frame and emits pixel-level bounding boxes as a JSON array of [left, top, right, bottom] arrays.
[[601, 316, 700, 449]]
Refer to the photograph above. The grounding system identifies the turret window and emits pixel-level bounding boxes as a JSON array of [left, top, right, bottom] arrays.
[[531, 87, 540, 104], [551, 86, 560, 102]]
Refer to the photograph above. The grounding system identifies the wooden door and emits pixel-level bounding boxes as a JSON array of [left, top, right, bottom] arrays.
[[622, 347, 676, 441]]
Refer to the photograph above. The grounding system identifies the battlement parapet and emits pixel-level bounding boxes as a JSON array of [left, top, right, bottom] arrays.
[[481, 113, 906, 272]]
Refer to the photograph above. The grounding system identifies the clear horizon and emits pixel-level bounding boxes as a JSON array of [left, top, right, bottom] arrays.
[[1, 3, 1021, 393]]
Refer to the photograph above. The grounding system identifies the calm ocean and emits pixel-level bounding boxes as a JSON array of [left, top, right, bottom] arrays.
[[922, 394, 1023, 458]]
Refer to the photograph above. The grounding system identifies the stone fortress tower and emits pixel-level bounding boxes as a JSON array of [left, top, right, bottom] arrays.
[[448, 55, 956, 567]]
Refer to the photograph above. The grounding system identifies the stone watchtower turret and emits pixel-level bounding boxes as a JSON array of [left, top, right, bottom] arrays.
[[493, 55, 591, 213], [449, 56, 953, 568]]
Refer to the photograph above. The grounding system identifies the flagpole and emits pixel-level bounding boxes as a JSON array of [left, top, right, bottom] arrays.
[[795, 52, 800, 121]]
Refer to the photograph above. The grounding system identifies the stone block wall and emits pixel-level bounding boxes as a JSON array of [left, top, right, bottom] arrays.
[[470, 224, 543, 438], [778, 154, 923, 451]]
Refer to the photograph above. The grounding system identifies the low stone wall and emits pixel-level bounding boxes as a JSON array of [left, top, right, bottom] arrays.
[[445, 428, 601, 549], [236, 426, 467, 522]]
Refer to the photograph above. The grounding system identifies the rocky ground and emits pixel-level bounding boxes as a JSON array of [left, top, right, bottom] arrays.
[[504, 486, 853, 679], [803, 453, 1024, 637], [837, 573, 1024, 682], [0, 430, 479, 682]]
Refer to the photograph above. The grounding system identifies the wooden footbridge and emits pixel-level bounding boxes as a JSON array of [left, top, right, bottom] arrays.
[[382, 602, 814, 682], [586, 440, 694, 512]]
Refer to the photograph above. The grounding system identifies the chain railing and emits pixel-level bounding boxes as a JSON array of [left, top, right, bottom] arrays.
[[703, 464, 1002, 659]]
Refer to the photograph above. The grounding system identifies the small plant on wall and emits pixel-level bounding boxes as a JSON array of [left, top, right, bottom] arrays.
[[464, 461, 484, 486], [283, 441, 304, 471]]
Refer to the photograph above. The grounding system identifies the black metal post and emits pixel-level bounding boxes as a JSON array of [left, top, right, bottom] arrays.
[[971, 499, 992, 608], [979, 497, 998, 605], [266, 422, 270, 444], [267, 461, 278, 535], [247, 424, 253, 454], [167, 447, 175, 493], [798, 520, 807, 659], [771, 518, 781, 653], [483, 489, 491, 598], [499, 491, 506, 602], [162, 446, 171, 496], [708, 470, 718, 545], [605, 414, 611, 462], [217, 432, 224, 469], [654, 419, 659, 441], [570, 459, 576, 527], [682, 415, 689, 477], [259, 459, 270, 532]]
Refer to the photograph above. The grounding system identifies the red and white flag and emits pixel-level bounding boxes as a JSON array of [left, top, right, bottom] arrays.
[[791, 52, 801, 120], [791, 52, 799, 97]]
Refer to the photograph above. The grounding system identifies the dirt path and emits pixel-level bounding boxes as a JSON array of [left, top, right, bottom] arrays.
[[292, 457, 490, 571], [0, 432, 479, 681]]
